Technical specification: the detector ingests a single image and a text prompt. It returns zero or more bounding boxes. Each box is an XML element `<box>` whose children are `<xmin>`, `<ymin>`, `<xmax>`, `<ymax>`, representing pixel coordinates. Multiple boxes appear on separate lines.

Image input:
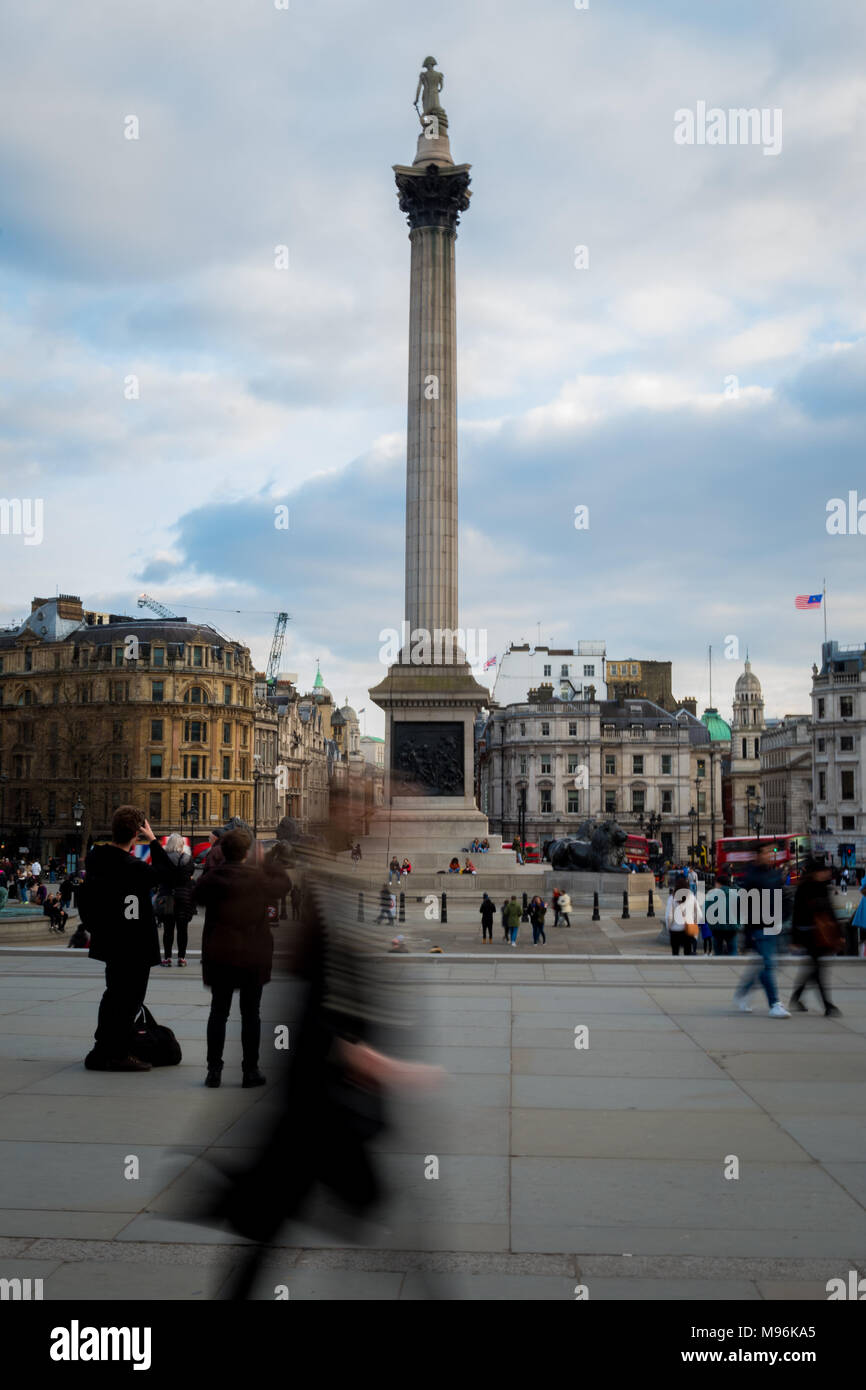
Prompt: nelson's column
<box><xmin>368</xmin><ymin>58</ymin><xmax>490</xmax><ymax>849</ymax></box>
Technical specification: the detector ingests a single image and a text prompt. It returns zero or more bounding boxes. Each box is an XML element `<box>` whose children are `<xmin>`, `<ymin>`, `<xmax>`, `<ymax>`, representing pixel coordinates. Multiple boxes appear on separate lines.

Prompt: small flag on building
<box><xmin>484</xmin><ymin>654</ymin><xmax>497</xmax><ymax>669</ymax></box>
<box><xmin>795</xmin><ymin>594</ymin><xmax>822</xmax><ymax>610</ymax></box>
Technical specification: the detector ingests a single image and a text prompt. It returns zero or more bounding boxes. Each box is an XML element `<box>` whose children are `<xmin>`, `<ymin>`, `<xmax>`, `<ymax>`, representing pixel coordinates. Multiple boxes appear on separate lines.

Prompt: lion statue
<box><xmin>544</xmin><ymin>820</ymin><xmax>629</xmax><ymax>873</ymax></box>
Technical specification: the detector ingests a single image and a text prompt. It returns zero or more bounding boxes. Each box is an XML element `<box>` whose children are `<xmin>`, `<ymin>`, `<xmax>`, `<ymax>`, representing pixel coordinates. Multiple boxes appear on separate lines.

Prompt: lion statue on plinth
<box><xmin>543</xmin><ymin>820</ymin><xmax>629</xmax><ymax>873</ymax></box>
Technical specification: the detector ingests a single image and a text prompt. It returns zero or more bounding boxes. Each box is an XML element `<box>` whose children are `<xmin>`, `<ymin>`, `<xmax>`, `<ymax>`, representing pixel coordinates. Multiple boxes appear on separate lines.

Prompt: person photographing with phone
<box><xmin>81</xmin><ymin>805</ymin><xmax>186</xmax><ymax>1072</ymax></box>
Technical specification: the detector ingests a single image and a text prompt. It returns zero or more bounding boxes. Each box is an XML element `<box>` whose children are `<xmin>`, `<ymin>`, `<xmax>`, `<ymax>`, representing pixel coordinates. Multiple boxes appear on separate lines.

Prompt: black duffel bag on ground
<box><xmin>130</xmin><ymin>1004</ymin><xmax>182</xmax><ymax>1066</ymax></box>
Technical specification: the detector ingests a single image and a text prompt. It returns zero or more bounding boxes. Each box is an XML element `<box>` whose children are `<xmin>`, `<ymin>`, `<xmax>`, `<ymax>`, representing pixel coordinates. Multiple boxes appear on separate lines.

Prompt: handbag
<box><xmin>129</xmin><ymin>1004</ymin><xmax>182</xmax><ymax>1066</ymax></box>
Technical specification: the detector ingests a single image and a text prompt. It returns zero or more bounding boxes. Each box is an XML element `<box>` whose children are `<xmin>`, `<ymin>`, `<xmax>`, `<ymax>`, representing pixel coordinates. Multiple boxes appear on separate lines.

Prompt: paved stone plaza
<box><xmin>0</xmin><ymin>946</ymin><xmax>864</xmax><ymax>1300</ymax></box>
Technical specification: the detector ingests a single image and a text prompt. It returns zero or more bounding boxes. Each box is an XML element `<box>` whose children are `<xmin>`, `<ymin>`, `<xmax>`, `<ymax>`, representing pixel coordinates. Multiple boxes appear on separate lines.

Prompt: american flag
<box><xmin>794</xmin><ymin>594</ymin><xmax>822</xmax><ymax>610</ymax></box>
<box><xmin>484</xmin><ymin>654</ymin><xmax>497</xmax><ymax>669</ymax></box>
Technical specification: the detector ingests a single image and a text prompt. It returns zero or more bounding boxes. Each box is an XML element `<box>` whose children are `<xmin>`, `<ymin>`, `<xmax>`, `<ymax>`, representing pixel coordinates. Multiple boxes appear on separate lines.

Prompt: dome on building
<box><xmin>701</xmin><ymin>707</ymin><xmax>732</xmax><ymax>741</ymax></box>
<box><xmin>340</xmin><ymin>700</ymin><xmax>359</xmax><ymax>722</ymax></box>
<box><xmin>312</xmin><ymin>661</ymin><xmax>332</xmax><ymax>702</ymax></box>
<box><xmin>735</xmin><ymin>659</ymin><xmax>762</xmax><ymax>696</ymax></box>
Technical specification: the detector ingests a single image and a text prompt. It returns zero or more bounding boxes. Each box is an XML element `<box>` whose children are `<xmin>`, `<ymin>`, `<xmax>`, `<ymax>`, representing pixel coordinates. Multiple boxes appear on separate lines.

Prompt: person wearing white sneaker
<box><xmin>734</xmin><ymin>845</ymin><xmax>786</xmax><ymax>1016</ymax></box>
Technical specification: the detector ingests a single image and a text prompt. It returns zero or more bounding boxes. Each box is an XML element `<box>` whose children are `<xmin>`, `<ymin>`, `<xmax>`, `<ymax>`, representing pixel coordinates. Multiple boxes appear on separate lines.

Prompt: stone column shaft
<box><xmin>405</xmin><ymin>223</ymin><xmax>458</xmax><ymax>641</ymax></box>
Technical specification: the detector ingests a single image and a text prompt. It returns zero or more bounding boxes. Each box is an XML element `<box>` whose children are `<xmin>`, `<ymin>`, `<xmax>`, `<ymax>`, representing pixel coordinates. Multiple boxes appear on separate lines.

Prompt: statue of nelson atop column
<box><xmin>414</xmin><ymin>56</ymin><xmax>448</xmax><ymax>132</ymax></box>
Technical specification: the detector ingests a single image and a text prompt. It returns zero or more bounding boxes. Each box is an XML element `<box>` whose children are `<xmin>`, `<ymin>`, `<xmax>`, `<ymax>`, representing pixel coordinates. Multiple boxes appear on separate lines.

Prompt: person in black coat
<box><xmin>155</xmin><ymin>832</ymin><xmax>195</xmax><ymax>966</ymax></box>
<box><xmin>194</xmin><ymin>829</ymin><xmax>292</xmax><ymax>1089</ymax></box>
<box><xmin>80</xmin><ymin>806</ymin><xmax>184</xmax><ymax>1071</ymax></box>
<box><xmin>479</xmin><ymin>893</ymin><xmax>496</xmax><ymax>942</ymax></box>
<box><xmin>789</xmin><ymin>857</ymin><xmax>842</xmax><ymax>1016</ymax></box>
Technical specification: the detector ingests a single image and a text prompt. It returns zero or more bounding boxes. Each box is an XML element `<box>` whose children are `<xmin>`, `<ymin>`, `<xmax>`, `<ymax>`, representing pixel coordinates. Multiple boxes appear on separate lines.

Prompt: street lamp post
<box><xmin>253</xmin><ymin>755</ymin><xmax>263</xmax><ymax>841</ymax></box>
<box><xmin>181</xmin><ymin>803</ymin><xmax>197</xmax><ymax>857</ymax></box>
<box><xmin>688</xmin><ymin>806</ymin><xmax>697</xmax><ymax>864</ymax></box>
<box><xmin>72</xmin><ymin>798</ymin><xmax>84</xmax><ymax>866</ymax></box>
<box><xmin>754</xmin><ymin>801</ymin><xmax>764</xmax><ymax>852</ymax></box>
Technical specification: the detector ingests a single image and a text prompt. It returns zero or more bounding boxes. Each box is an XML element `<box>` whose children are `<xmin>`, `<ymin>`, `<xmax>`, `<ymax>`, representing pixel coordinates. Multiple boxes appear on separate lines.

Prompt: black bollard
<box><xmin>357</xmin><ymin>891</ymin><xmax>364</xmax><ymax>923</ymax></box>
<box><xmin>591</xmin><ymin>891</ymin><xmax>600</xmax><ymax>921</ymax></box>
<box><xmin>647</xmin><ymin>889</ymin><xmax>655</xmax><ymax>918</ymax></box>
<box><xmin>521</xmin><ymin>891</ymin><xmax>529</xmax><ymax>923</ymax></box>
<box><xmin>398</xmin><ymin>891</ymin><xmax>405</xmax><ymax>923</ymax></box>
<box><xmin>621</xmin><ymin>889</ymin><xmax>630</xmax><ymax>920</ymax></box>
<box><xmin>441</xmin><ymin>891</ymin><xmax>447</xmax><ymax>924</ymax></box>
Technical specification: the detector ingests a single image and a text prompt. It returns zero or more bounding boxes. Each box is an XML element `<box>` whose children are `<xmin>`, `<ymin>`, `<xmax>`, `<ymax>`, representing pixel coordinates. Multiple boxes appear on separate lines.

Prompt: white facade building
<box><xmin>490</xmin><ymin>642</ymin><xmax>607</xmax><ymax>706</ymax></box>
<box><xmin>811</xmin><ymin>640</ymin><xmax>866</xmax><ymax>862</ymax></box>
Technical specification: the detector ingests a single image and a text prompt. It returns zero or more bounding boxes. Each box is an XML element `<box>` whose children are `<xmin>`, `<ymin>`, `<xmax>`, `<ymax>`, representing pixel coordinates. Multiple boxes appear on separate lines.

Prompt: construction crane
<box><xmin>137</xmin><ymin>593</ymin><xmax>179</xmax><ymax>620</ymax></box>
<box><xmin>266</xmin><ymin>612</ymin><xmax>290</xmax><ymax>693</ymax></box>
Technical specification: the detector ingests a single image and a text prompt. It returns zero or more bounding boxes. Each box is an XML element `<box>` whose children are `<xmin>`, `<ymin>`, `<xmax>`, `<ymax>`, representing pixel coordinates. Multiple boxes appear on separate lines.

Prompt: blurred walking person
<box><xmin>734</xmin><ymin>843</ymin><xmax>789</xmax><ymax>1018</ymax></box>
<box><xmin>504</xmin><ymin>895</ymin><xmax>522</xmax><ymax>947</ymax></box>
<box><xmin>530</xmin><ymin>895</ymin><xmax>547</xmax><ymax>945</ymax></box>
<box><xmin>789</xmin><ymin>857</ymin><xmax>843</xmax><ymax>1016</ymax></box>
<box><xmin>665</xmin><ymin>875</ymin><xmax>701</xmax><ymax>956</ymax></box>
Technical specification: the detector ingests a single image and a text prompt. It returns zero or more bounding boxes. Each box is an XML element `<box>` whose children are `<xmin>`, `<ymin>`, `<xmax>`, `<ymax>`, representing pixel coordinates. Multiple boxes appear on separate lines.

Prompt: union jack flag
<box><xmin>484</xmin><ymin>654</ymin><xmax>497</xmax><ymax>669</ymax></box>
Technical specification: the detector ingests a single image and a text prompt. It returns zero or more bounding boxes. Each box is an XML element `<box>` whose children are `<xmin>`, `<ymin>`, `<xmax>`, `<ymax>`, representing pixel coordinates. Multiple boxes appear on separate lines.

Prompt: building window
<box><xmin>186</xmin><ymin>686</ymin><xmax>207</xmax><ymax>704</ymax></box>
<box><xmin>152</xmin><ymin>681</ymin><xmax>164</xmax><ymax>702</ymax></box>
<box><xmin>583</xmin><ymin>665</ymin><xmax>594</xmax><ymax>677</ymax></box>
<box><xmin>112</xmin><ymin>721</ymin><xmax>123</xmax><ymax>743</ymax></box>
<box><xmin>817</xmin><ymin>698</ymin><xmax>825</xmax><ymax>719</ymax></box>
<box><xmin>632</xmin><ymin>755</ymin><xmax>644</xmax><ymax>774</ymax></box>
<box><xmin>661</xmin><ymin>789</ymin><xmax>672</xmax><ymax>813</ymax></box>
<box><xmin>842</xmin><ymin>815</ymin><xmax>856</xmax><ymax>830</ymax></box>
<box><xmin>567</xmin><ymin>790</ymin><xmax>580</xmax><ymax>813</ymax></box>
<box><xmin>240</xmin><ymin>726</ymin><xmax>248</xmax><ymax>747</ymax></box>
<box><xmin>222</xmin><ymin>793</ymin><xmax>230</xmax><ymax>819</ymax></box>
<box><xmin>223</xmin><ymin>722</ymin><xmax>231</xmax><ymax>745</ymax></box>
<box><xmin>149</xmin><ymin>793</ymin><xmax>162</xmax><ymax>821</ymax></box>
<box><xmin>697</xmin><ymin>759</ymin><xmax>706</xmax><ymax>778</ymax></box>
<box><xmin>225</xmin><ymin>650</ymin><xmax>232</xmax><ymax>669</ymax></box>
<box><xmin>604</xmin><ymin>790</ymin><xmax>616</xmax><ymax>814</ymax></box>
<box><xmin>697</xmin><ymin>792</ymin><xmax>706</xmax><ymax>814</ymax></box>
<box><xmin>539</xmin><ymin>789</ymin><xmax>552</xmax><ymax>814</ymax></box>
<box><xmin>150</xmin><ymin>753</ymin><xmax>163</xmax><ymax>778</ymax></box>
<box><xmin>152</xmin><ymin>647</ymin><xmax>165</xmax><ymax>668</ymax></box>
<box><xmin>841</xmin><ymin>735</ymin><xmax>854</xmax><ymax>751</ymax></box>
<box><xmin>632</xmin><ymin>789</ymin><xmax>645</xmax><ymax>814</ymax></box>
<box><xmin>560</xmin><ymin>665</ymin><xmax>569</xmax><ymax>678</ymax></box>
<box><xmin>819</xmin><ymin>815</ymin><xmax>827</xmax><ymax>830</ymax></box>
<box><xmin>519</xmin><ymin>722</ymin><xmax>526</xmax><ymax>736</ymax></box>
<box><xmin>222</xmin><ymin>755</ymin><xmax>231</xmax><ymax>778</ymax></box>
<box><xmin>223</xmin><ymin>683</ymin><xmax>233</xmax><ymax>704</ymax></box>
<box><xmin>540</xmin><ymin>755</ymin><xmax>551</xmax><ymax>774</ymax></box>
<box><xmin>519</xmin><ymin>755</ymin><xmax>527</xmax><ymax>775</ymax></box>
<box><xmin>661</xmin><ymin>754</ymin><xmax>672</xmax><ymax>775</ymax></box>
<box><xmin>568</xmin><ymin>721</ymin><xmax>577</xmax><ymax>736</ymax></box>
<box><xmin>151</xmin><ymin>719</ymin><xmax>163</xmax><ymax>741</ymax></box>
<box><xmin>185</xmin><ymin>756</ymin><xmax>205</xmax><ymax>780</ymax></box>
<box><xmin>567</xmin><ymin>754</ymin><xmax>580</xmax><ymax>773</ymax></box>
<box><xmin>24</xmin><ymin>651</ymin><xmax>32</xmax><ymax>672</ymax></box>
<box><xmin>184</xmin><ymin>719</ymin><xmax>207</xmax><ymax>743</ymax></box>
<box><xmin>817</xmin><ymin>737</ymin><xmax>825</xmax><ymax>752</ymax></box>
<box><xmin>114</xmin><ymin>648</ymin><xmax>124</xmax><ymax>666</ymax></box>
<box><xmin>605</xmin><ymin>754</ymin><xmax>616</xmax><ymax>775</ymax></box>
<box><xmin>630</xmin><ymin>664</ymin><xmax>638</xmax><ymax>676</ymax></box>
<box><xmin>742</xmin><ymin>738</ymin><xmax>747</xmax><ymax>758</ymax></box>
<box><xmin>541</xmin><ymin>722</ymin><xmax>550</xmax><ymax>736</ymax></box>
<box><xmin>819</xmin><ymin>772</ymin><xmax>827</xmax><ymax>800</ymax></box>
<box><xmin>193</xmin><ymin>646</ymin><xmax>203</xmax><ymax>667</ymax></box>
<box><xmin>543</xmin><ymin>665</ymin><xmax>551</xmax><ymax>677</ymax></box>
<box><xmin>841</xmin><ymin>696</ymin><xmax>854</xmax><ymax>718</ymax></box>
<box><xmin>841</xmin><ymin>770</ymin><xmax>855</xmax><ymax>800</ymax></box>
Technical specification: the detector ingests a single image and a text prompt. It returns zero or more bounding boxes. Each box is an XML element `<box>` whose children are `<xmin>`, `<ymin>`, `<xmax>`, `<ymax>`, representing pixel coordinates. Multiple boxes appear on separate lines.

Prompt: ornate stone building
<box><xmin>728</xmin><ymin>658</ymin><xmax>765</xmax><ymax>836</ymax></box>
<box><xmin>760</xmin><ymin>714</ymin><xmax>812</xmax><ymax>836</ymax></box>
<box><xmin>811</xmin><ymin>640</ymin><xmax>866</xmax><ymax>862</ymax></box>
<box><xmin>0</xmin><ymin>595</ymin><xmax>256</xmax><ymax>859</ymax></box>
<box><xmin>479</xmin><ymin>691</ymin><xmax>719</xmax><ymax>862</ymax></box>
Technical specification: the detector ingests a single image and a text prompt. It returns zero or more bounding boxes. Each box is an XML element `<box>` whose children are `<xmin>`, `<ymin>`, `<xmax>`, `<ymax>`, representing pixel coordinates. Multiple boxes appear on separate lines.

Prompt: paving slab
<box><xmin>511</xmin><ymin>1109</ymin><xmax>812</xmax><ymax>1162</ymax></box>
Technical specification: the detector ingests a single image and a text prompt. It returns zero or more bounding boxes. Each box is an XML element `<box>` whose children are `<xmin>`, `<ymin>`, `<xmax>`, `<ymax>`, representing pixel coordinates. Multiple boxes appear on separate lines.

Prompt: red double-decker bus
<box><xmin>715</xmin><ymin>833</ymin><xmax>810</xmax><ymax>882</ymax></box>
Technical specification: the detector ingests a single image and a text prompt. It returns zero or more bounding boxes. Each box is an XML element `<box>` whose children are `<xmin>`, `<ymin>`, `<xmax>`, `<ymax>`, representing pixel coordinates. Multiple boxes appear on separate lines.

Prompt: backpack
<box><xmin>129</xmin><ymin>1004</ymin><xmax>182</xmax><ymax>1066</ymax></box>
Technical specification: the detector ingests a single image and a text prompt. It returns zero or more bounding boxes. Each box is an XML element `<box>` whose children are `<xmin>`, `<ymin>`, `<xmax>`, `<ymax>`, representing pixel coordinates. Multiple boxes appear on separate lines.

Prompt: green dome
<box><xmin>701</xmin><ymin>707</ymin><xmax>732</xmax><ymax>741</ymax></box>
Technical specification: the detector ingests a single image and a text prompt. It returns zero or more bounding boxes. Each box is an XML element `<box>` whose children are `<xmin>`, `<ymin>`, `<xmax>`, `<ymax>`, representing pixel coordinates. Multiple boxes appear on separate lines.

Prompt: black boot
<box><xmin>205</xmin><ymin>1062</ymin><xmax>223</xmax><ymax>1088</ymax></box>
<box><xmin>242</xmin><ymin>1067</ymin><xmax>266</xmax><ymax>1088</ymax></box>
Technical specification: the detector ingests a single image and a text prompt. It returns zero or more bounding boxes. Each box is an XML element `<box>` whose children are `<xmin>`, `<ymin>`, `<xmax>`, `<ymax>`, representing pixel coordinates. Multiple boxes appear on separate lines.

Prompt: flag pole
<box><xmin>823</xmin><ymin>577</ymin><xmax>828</xmax><ymax>645</ymax></box>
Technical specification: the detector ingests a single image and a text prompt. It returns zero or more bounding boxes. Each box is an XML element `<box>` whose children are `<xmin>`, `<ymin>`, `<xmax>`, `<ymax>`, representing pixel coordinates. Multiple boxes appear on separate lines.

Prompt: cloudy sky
<box><xmin>2</xmin><ymin>0</ymin><xmax>864</xmax><ymax>735</ymax></box>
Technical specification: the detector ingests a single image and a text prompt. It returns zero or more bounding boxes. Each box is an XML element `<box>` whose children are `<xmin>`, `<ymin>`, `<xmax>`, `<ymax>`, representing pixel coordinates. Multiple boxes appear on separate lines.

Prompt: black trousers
<box><xmin>670</xmin><ymin>933</ymin><xmax>691</xmax><ymax>956</ymax></box>
<box><xmin>207</xmin><ymin>970</ymin><xmax>264</xmax><ymax>1070</ymax></box>
<box><xmin>481</xmin><ymin>920</ymin><xmax>493</xmax><ymax>939</ymax></box>
<box><xmin>94</xmin><ymin>960</ymin><xmax>152</xmax><ymax>1058</ymax></box>
<box><xmin>161</xmin><ymin>916</ymin><xmax>189</xmax><ymax>959</ymax></box>
<box><xmin>791</xmin><ymin>948</ymin><xmax>832</xmax><ymax>1009</ymax></box>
